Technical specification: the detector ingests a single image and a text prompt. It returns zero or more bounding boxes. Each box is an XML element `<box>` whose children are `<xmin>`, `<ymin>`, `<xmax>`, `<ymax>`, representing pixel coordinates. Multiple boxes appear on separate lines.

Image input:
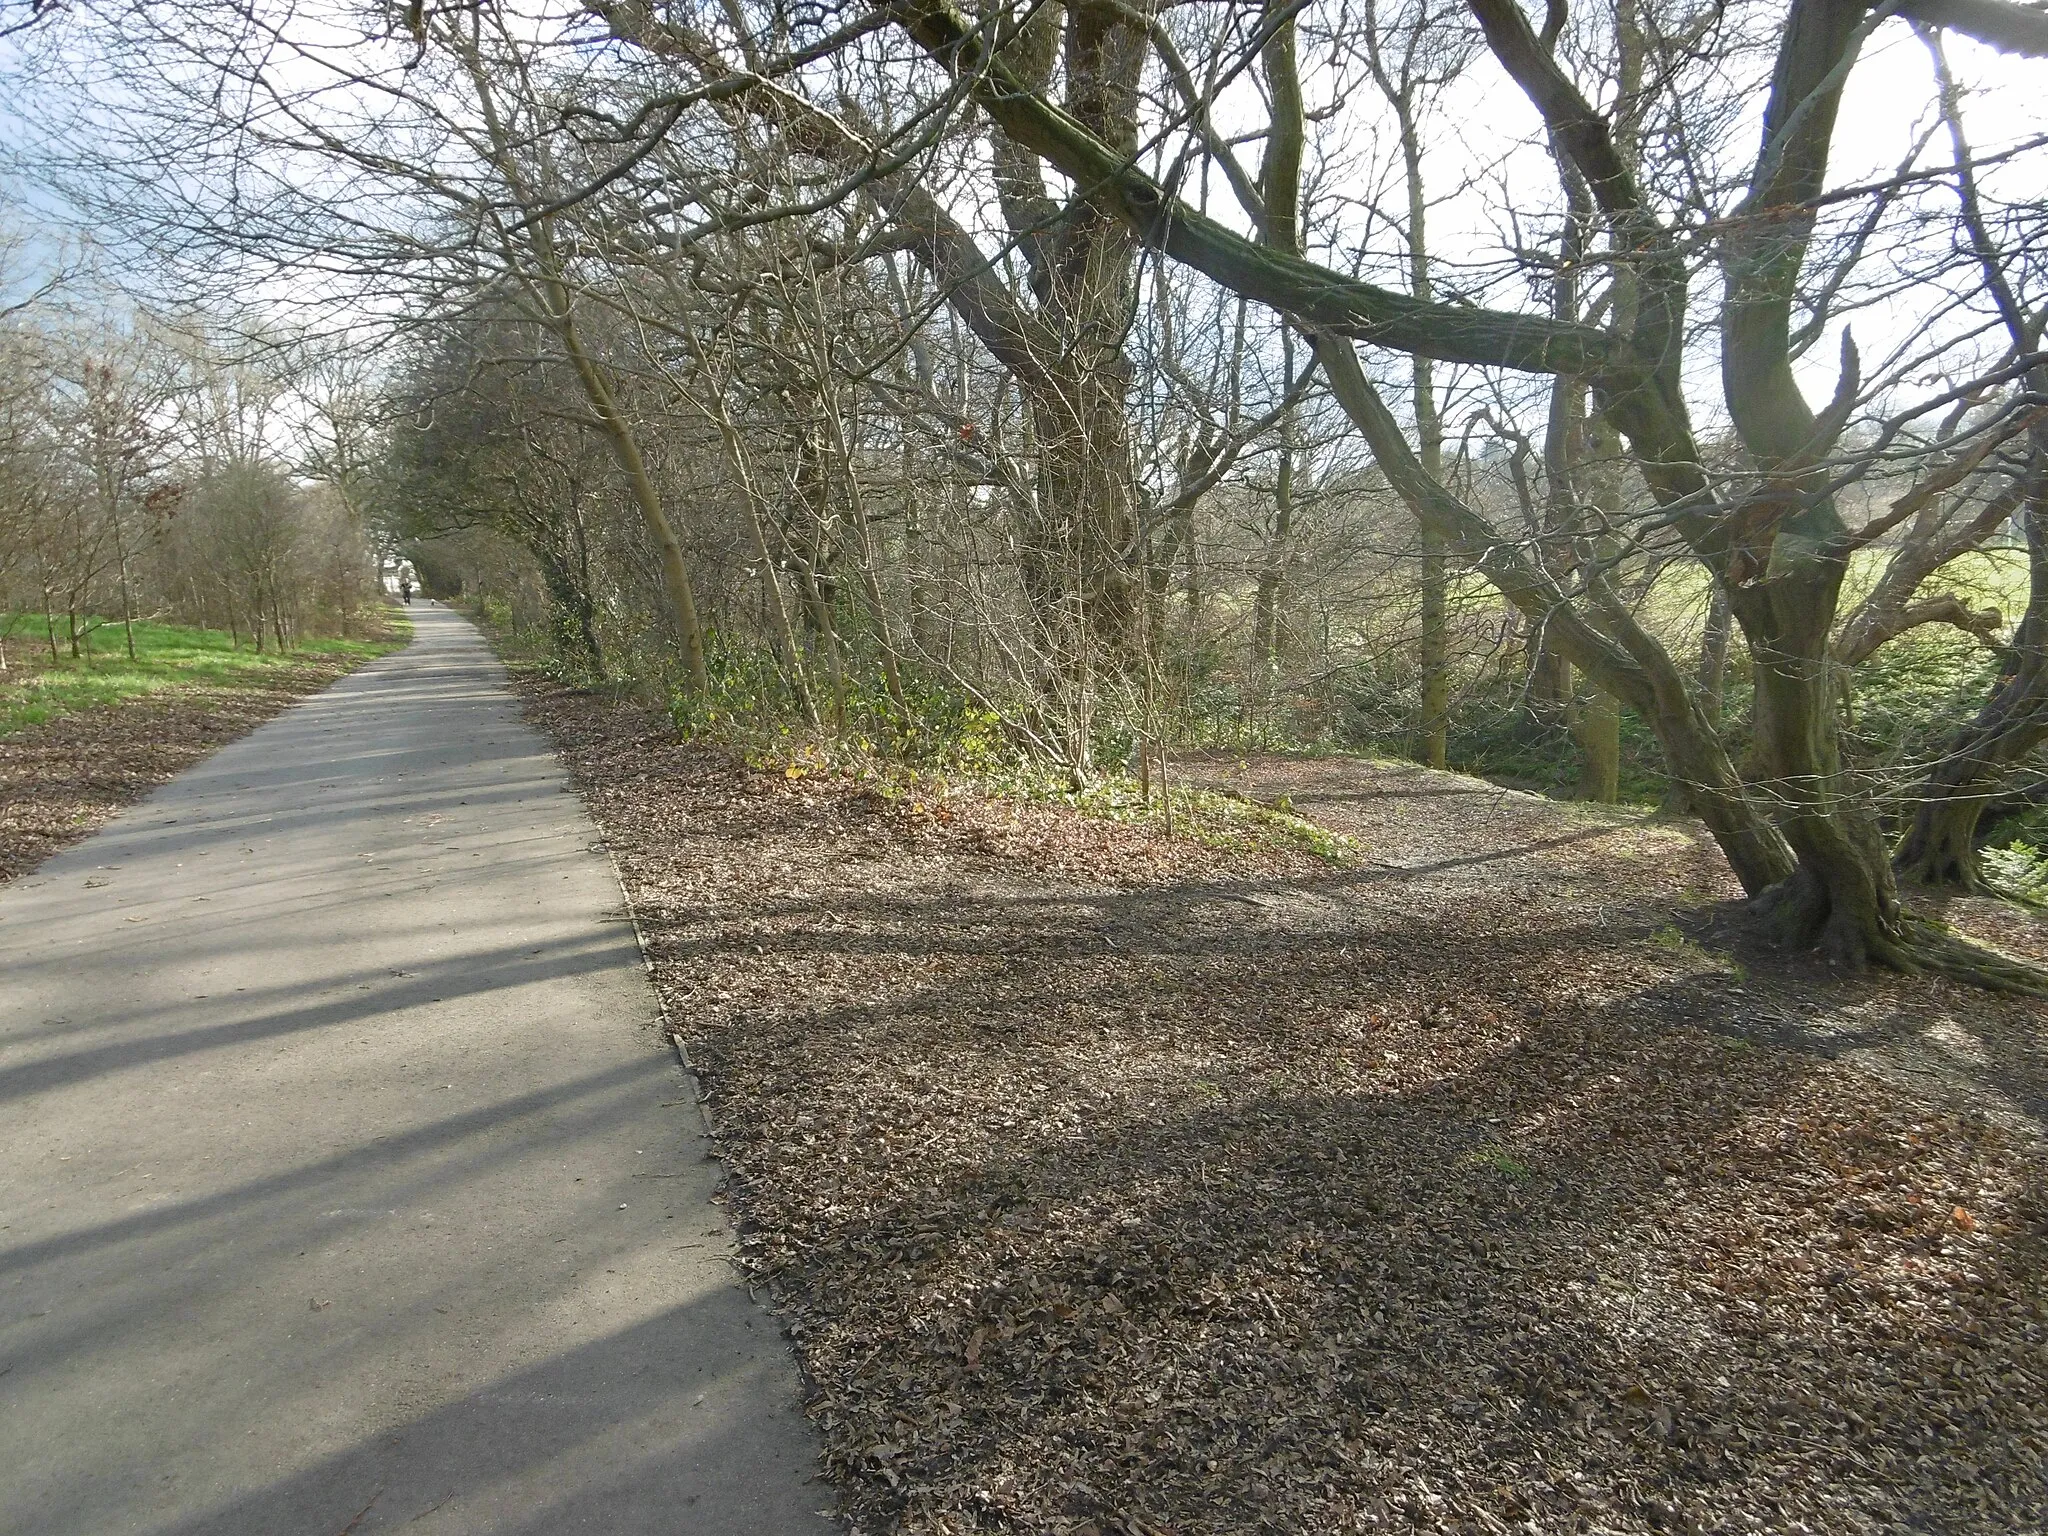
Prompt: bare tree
<box><xmin>868</xmin><ymin>0</ymin><xmax>2048</xmax><ymax>984</ymax></box>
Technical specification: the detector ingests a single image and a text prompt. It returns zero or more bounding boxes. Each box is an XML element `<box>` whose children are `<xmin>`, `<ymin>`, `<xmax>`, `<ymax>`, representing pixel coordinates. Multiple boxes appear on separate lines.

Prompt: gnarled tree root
<box><xmin>1877</xmin><ymin>918</ymin><xmax>2048</xmax><ymax>998</ymax></box>
<box><xmin>1752</xmin><ymin>870</ymin><xmax>2048</xmax><ymax>995</ymax></box>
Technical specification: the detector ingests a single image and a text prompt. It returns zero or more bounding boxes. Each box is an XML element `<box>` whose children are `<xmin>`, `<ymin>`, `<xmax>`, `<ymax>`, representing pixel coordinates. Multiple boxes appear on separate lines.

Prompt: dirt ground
<box><xmin>0</xmin><ymin>650</ymin><xmax>381</xmax><ymax>883</ymax></box>
<box><xmin>520</xmin><ymin>679</ymin><xmax>2046</xmax><ymax>1536</ymax></box>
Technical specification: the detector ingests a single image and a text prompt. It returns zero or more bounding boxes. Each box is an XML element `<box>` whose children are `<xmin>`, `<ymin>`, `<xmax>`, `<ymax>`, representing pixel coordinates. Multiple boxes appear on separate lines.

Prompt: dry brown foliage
<box><xmin>521</xmin><ymin>680</ymin><xmax>2048</xmax><ymax>1536</ymax></box>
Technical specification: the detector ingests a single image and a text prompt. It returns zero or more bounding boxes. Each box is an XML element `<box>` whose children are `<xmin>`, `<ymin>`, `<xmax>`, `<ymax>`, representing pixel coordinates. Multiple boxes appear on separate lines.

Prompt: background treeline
<box><xmin>0</xmin><ymin>303</ymin><xmax>381</xmax><ymax>665</ymax></box>
<box><xmin>381</xmin><ymin>300</ymin><xmax>2020</xmax><ymax>812</ymax></box>
<box><xmin>13</xmin><ymin>0</ymin><xmax>2048</xmax><ymax>983</ymax></box>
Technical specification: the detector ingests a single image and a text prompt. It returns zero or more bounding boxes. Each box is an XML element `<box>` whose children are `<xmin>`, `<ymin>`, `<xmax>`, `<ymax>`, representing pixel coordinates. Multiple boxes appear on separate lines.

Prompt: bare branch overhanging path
<box><xmin>0</xmin><ymin>605</ymin><xmax>828</xmax><ymax>1535</ymax></box>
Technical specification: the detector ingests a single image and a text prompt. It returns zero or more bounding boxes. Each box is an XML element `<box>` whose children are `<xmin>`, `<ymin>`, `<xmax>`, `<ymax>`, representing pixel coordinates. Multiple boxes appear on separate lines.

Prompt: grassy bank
<box><xmin>0</xmin><ymin>614</ymin><xmax>407</xmax><ymax>736</ymax></box>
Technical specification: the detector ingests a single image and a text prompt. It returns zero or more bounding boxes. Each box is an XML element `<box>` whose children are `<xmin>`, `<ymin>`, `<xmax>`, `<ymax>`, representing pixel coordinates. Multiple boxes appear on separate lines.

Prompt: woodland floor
<box><xmin>520</xmin><ymin>678</ymin><xmax>2046</xmax><ymax>1536</ymax></box>
<box><xmin>0</xmin><ymin>642</ymin><xmax>392</xmax><ymax>883</ymax></box>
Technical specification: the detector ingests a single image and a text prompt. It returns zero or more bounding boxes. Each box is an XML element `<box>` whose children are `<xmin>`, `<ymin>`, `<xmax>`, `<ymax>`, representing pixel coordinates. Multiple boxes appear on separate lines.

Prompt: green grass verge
<box><xmin>0</xmin><ymin>614</ymin><xmax>406</xmax><ymax>736</ymax></box>
<box><xmin>1056</xmin><ymin>773</ymin><xmax>1359</xmax><ymax>863</ymax></box>
<box><xmin>760</xmin><ymin>741</ymin><xmax>1359</xmax><ymax>866</ymax></box>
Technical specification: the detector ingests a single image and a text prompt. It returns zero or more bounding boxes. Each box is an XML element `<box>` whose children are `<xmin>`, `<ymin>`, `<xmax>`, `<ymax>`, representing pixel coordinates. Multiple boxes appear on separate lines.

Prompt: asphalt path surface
<box><xmin>0</xmin><ymin>604</ymin><xmax>828</xmax><ymax>1534</ymax></box>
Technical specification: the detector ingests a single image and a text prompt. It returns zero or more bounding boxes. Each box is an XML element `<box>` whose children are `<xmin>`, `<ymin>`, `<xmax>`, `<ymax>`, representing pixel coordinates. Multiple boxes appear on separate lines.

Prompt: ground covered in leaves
<box><xmin>0</xmin><ymin>642</ymin><xmax>393</xmax><ymax>882</ymax></box>
<box><xmin>520</xmin><ymin>681</ymin><xmax>2048</xmax><ymax>1536</ymax></box>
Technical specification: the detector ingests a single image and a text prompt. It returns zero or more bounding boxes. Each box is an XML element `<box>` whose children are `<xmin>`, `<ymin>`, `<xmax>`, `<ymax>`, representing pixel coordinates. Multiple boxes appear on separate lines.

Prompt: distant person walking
<box><xmin>399</xmin><ymin>570</ymin><xmax>414</xmax><ymax>606</ymax></box>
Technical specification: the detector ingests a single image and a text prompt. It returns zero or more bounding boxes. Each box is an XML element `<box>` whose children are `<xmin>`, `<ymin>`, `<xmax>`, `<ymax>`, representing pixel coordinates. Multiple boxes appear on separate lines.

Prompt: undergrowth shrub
<box><xmin>1845</xmin><ymin>629</ymin><xmax>2002</xmax><ymax>817</ymax></box>
<box><xmin>1980</xmin><ymin>840</ymin><xmax>2048</xmax><ymax>901</ymax></box>
<box><xmin>483</xmin><ymin>566</ymin><xmax>2040</xmax><ymax>879</ymax></box>
<box><xmin>657</xmin><ymin>634</ymin><xmax>1350</xmax><ymax>860</ymax></box>
<box><xmin>668</xmin><ymin>632</ymin><xmax>1018</xmax><ymax>776</ymax></box>
<box><xmin>1316</xmin><ymin>661</ymin><xmax>1672</xmax><ymax>803</ymax></box>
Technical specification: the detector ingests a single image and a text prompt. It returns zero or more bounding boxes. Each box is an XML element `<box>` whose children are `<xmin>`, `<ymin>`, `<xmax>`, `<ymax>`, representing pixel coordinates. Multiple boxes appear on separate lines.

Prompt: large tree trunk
<box><xmin>1419</xmin><ymin>529</ymin><xmax>1449</xmax><ymax>769</ymax></box>
<box><xmin>551</xmin><ymin>305</ymin><xmax>708</xmax><ymax>695</ymax></box>
<box><xmin>981</xmin><ymin>0</ymin><xmax>1148</xmax><ymax>767</ymax></box>
<box><xmin>1894</xmin><ymin>652</ymin><xmax>2048</xmax><ymax>890</ymax></box>
<box><xmin>1026</xmin><ymin>374</ymin><xmax>1141</xmax><ymax>665</ymax></box>
<box><xmin>1734</xmin><ymin>569</ymin><xmax>1914</xmax><ymax>967</ymax></box>
<box><xmin>1528</xmin><ymin>642</ymin><xmax>1571</xmax><ymax>720</ymax></box>
<box><xmin>1572</xmin><ymin>688</ymin><xmax>1620</xmax><ymax>801</ymax></box>
<box><xmin>1710</xmin><ymin>0</ymin><xmax>1930</xmax><ymax>970</ymax></box>
<box><xmin>1395</xmin><ymin>100</ymin><xmax>1449</xmax><ymax>773</ymax></box>
<box><xmin>1896</xmin><ymin>794</ymin><xmax>1992</xmax><ymax>890</ymax></box>
<box><xmin>1247</xmin><ymin>437</ymin><xmax>1294</xmax><ymax>716</ymax></box>
<box><xmin>1697</xmin><ymin>582</ymin><xmax>1732</xmax><ymax>723</ymax></box>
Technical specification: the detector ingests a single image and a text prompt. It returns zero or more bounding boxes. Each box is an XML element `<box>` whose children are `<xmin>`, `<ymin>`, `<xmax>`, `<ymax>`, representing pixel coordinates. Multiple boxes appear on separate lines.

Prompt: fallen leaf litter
<box><xmin>521</xmin><ymin>680</ymin><xmax>2048</xmax><ymax>1536</ymax></box>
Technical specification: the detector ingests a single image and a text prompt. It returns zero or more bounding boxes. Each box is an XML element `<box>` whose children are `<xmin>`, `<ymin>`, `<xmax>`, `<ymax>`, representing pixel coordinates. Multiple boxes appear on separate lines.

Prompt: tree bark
<box><xmin>1528</xmin><ymin>641</ymin><xmax>1572</xmax><ymax>720</ymax></box>
<box><xmin>1419</xmin><ymin>529</ymin><xmax>1448</xmax><ymax>769</ymax></box>
<box><xmin>1248</xmin><ymin>435</ymin><xmax>1294</xmax><ymax>717</ymax></box>
<box><xmin>1710</xmin><ymin>0</ymin><xmax>1927</xmax><ymax>968</ymax></box>
<box><xmin>1572</xmin><ymin>689</ymin><xmax>1621</xmax><ymax>801</ymax></box>
<box><xmin>1698</xmin><ymin>582</ymin><xmax>1732</xmax><ymax>724</ymax></box>
<box><xmin>1734</xmin><ymin>569</ymin><xmax>1909</xmax><ymax>966</ymax></box>
<box><xmin>540</xmin><ymin>283</ymin><xmax>708</xmax><ymax>696</ymax></box>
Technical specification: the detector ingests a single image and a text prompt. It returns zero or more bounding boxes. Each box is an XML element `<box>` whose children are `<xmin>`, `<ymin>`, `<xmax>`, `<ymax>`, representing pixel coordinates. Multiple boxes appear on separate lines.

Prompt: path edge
<box><xmin>591</xmin><ymin>831</ymin><xmax>721</xmax><ymax>1143</ymax></box>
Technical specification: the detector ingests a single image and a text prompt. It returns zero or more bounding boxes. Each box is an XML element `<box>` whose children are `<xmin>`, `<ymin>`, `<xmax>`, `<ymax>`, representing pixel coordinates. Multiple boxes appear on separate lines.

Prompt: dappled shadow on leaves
<box><xmin>1664</xmin><ymin>895</ymin><xmax>2048</xmax><ymax>1142</ymax></box>
<box><xmin>524</xmin><ymin>681</ymin><xmax>2048</xmax><ymax>1536</ymax></box>
<box><xmin>700</xmin><ymin>921</ymin><xmax>2043</xmax><ymax>1536</ymax></box>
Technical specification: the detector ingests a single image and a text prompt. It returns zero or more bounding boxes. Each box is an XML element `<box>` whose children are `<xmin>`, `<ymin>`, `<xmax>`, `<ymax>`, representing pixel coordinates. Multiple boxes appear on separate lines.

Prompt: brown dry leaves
<box><xmin>523</xmin><ymin>685</ymin><xmax>2048</xmax><ymax>1536</ymax></box>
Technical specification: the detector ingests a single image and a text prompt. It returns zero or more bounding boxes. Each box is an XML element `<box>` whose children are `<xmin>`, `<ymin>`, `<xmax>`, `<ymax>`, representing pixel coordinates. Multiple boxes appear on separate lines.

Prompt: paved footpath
<box><xmin>0</xmin><ymin>605</ymin><xmax>829</xmax><ymax>1535</ymax></box>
